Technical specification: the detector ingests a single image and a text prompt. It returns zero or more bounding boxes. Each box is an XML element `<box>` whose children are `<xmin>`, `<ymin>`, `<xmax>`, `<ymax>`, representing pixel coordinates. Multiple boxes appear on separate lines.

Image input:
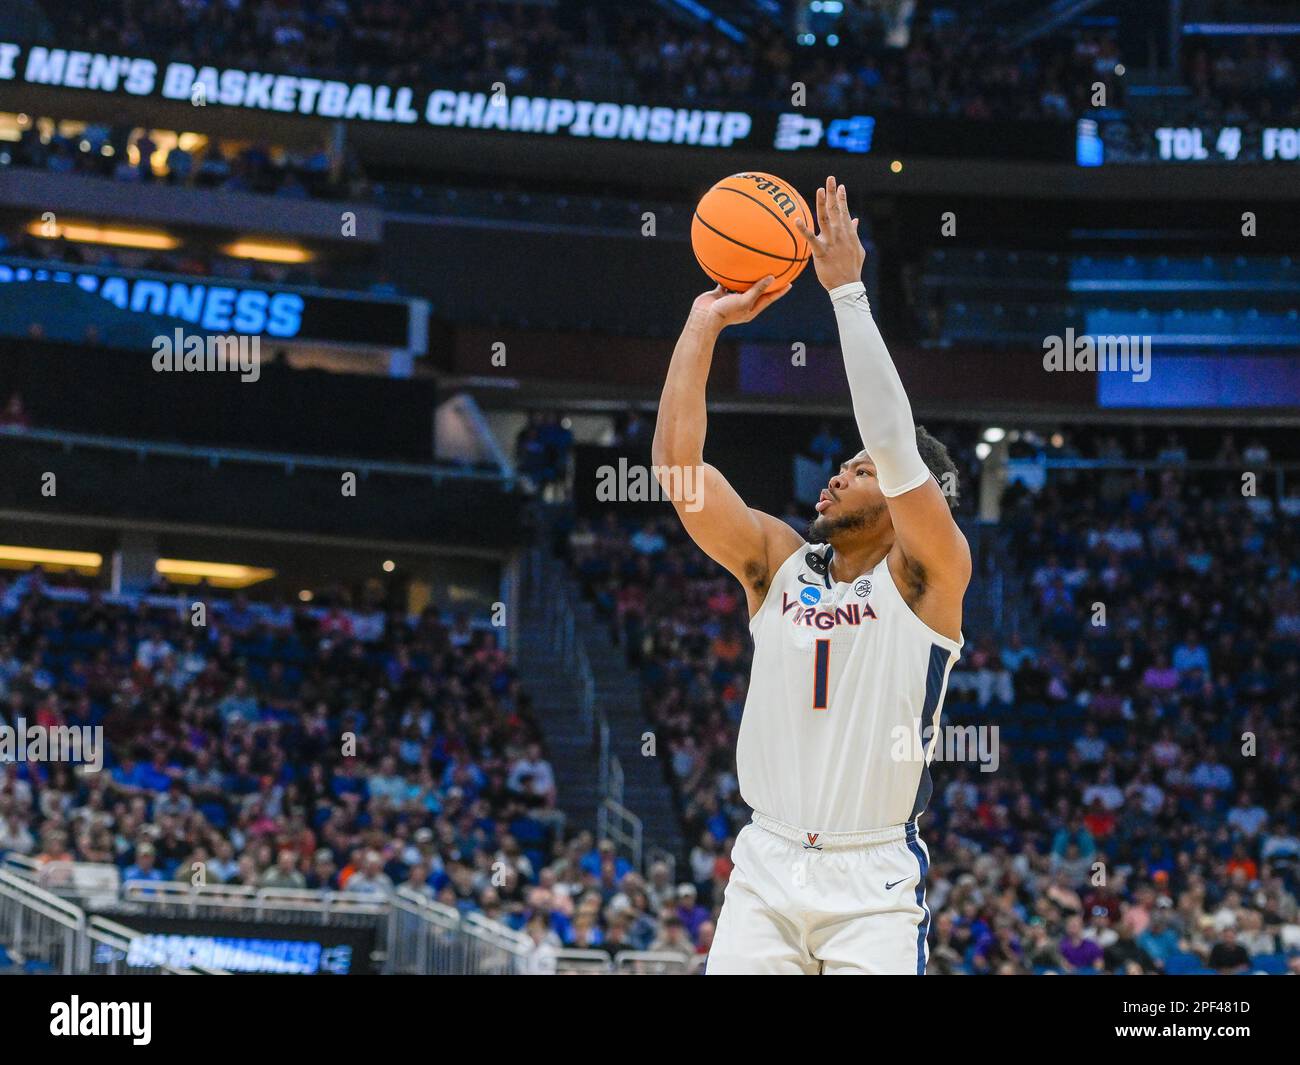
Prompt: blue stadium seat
<box><xmin>1163</xmin><ymin>307</ymin><xmax>1230</xmax><ymax>337</ymax></box>
<box><xmin>1086</xmin><ymin>307</ymin><xmax>1145</xmax><ymax>336</ymax></box>
<box><xmin>1238</xmin><ymin>309</ymin><xmax>1278</xmax><ymax>337</ymax></box>
<box><xmin>1249</xmin><ymin>954</ymin><xmax>1288</xmax><ymax>975</ymax></box>
<box><xmin>1164</xmin><ymin>952</ymin><xmax>1204</xmax><ymax>975</ymax></box>
<box><xmin>1072</xmin><ymin>255</ymin><xmax>1144</xmax><ymax>282</ymax></box>
<box><xmin>1156</xmin><ymin>256</ymin><xmax>1207</xmax><ymax>281</ymax></box>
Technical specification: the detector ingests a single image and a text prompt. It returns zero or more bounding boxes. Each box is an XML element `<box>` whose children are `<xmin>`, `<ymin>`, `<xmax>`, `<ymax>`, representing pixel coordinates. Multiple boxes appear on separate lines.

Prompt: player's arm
<box><xmin>653</xmin><ymin>280</ymin><xmax>802</xmax><ymax>614</ymax></box>
<box><xmin>796</xmin><ymin>178</ymin><xmax>971</xmax><ymax>623</ymax></box>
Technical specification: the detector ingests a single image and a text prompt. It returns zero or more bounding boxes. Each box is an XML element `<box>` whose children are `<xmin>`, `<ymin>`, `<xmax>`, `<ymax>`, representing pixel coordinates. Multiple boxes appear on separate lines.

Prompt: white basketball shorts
<box><xmin>706</xmin><ymin>814</ymin><xmax>931</xmax><ymax>975</ymax></box>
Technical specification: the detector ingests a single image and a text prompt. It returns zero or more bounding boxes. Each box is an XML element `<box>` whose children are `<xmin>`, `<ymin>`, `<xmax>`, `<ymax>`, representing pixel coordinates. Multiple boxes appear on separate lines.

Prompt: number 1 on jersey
<box><xmin>813</xmin><ymin>639</ymin><xmax>830</xmax><ymax>711</ymax></box>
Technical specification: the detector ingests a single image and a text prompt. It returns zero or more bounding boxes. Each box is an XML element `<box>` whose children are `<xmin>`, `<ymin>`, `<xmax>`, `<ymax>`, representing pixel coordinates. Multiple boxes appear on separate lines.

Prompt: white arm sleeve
<box><xmin>829</xmin><ymin>280</ymin><xmax>930</xmax><ymax>498</ymax></box>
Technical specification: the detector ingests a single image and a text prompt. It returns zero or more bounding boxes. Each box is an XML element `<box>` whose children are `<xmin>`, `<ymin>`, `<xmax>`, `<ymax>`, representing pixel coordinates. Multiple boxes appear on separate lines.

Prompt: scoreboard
<box><xmin>1080</xmin><ymin>118</ymin><xmax>1300</xmax><ymax>165</ymax></box>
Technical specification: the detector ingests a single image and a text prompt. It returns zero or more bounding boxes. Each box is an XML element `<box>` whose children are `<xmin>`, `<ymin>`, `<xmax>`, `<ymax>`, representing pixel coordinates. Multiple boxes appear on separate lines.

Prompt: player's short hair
<box><xmin>915</xmin><ymin>425</ymin><xmax>959</xmax><ymax>510</ymax></box>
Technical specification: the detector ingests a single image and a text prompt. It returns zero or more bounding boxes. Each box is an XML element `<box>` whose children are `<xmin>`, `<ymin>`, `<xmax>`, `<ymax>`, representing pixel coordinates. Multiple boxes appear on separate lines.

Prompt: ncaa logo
<box><xmin>800</xmin><ymin>587</ymin><xmax>821</xmax><ymax>606</ymax></box>
<box><xmin>855</xmin><ymin>578</ymin><xmax>871</xmax><ymax>598</ymax></box>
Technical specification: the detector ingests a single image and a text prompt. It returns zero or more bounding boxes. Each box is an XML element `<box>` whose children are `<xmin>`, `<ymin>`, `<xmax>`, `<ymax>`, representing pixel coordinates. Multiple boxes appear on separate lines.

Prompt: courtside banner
<box><xmin>89</xmin><ymin>914</ymin><xmax>377</xmax><ymax>975</ymax></box>
<box><xmin>0</xmin><ymin>41</ymin><xmax>1070</xmax><ymax>160</ymax></box>
<box><xmin>0</xmin><ymin>256</ymin><xmax>425</xmax><ymax>352</ymax></box>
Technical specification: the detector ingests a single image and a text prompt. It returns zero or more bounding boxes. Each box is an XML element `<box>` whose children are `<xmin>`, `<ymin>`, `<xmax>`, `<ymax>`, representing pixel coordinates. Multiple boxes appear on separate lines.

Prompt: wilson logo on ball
<box><xmin>691</xmin><ymin>171</ymin><xmax>812</xmax><ymax>293</ymax></box>
<box><xmin>734</xmin><ymin>172</ymin><xmax>802</xmax><ymax>217</ymax></box>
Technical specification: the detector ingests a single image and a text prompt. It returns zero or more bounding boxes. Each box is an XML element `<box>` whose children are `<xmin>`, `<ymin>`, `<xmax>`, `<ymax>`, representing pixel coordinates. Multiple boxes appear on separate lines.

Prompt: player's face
<box><xmin>807</xmin><ymin>450</ymin><xmax>889</xmax><ymax>542</ymax></box>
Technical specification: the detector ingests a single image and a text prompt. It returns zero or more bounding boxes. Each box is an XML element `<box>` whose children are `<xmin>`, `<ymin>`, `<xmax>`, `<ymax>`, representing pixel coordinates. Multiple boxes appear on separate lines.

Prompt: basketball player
<box><xmin>652</xmin><ymin>176</ymin><xmax>969</xmax><ymax>974</ymax></box>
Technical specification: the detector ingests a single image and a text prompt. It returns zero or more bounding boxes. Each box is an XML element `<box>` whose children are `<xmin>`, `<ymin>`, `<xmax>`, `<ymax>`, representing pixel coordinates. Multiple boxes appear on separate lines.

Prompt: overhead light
<box><xmin>0</xmin><ymin>546</ymin><xmax>102</xmax><ymax>573</ymax></box>
<box><xmin>221</xmin><ymin>240</ymin><xmax>313</xmax><ymax>264</ymax></box>
<box><xmin>982</xmin><ymin>427</ymin><xmax>1006</xmax><ymax>444</ymax></box>
<box><xmin>27</xmin><ymin>219</ymin><xmax>180</xmax><ymax>250</ymax></box>
<box><xmin>890</xmin><ymin>160</ymin><xmax>903</xmax><ymax>173</ymax></box>
<box><xmin>975</xmin><ymin>442</ymin><xmax>992</xmax><ymax>461</ymax></box>
<box><xmin>382</xmin><ymin>560</ymin><xmax>395</xmax><ymax>573</ymax></box>
<box><xmin>154</xmin><ymin>558</ymin><xmax>275</xmax><ymax>588</ymax></box>
<box><xmin>298</xmin><ymin>589</ymin><xmax>314</xmax><ymax>602</ymax></box>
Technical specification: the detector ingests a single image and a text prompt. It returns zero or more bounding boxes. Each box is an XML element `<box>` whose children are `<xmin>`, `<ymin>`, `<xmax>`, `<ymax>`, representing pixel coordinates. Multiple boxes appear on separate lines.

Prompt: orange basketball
<box><xmin>691</xmin><ymin>172</ymin><xmax>812</xmax><ymax>293</ymax></box>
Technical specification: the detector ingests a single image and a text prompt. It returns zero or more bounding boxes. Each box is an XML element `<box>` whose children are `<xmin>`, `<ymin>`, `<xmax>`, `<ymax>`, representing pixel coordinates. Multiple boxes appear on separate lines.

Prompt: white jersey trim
<box><xmin>872</xmin><ymin>548</ymin><xmax>964</xmax><ymax>658</ymax></box>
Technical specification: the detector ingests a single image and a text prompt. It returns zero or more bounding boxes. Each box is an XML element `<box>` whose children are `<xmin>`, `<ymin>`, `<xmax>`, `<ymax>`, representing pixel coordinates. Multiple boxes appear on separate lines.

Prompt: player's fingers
<box><xmin>826</xmin><ymin>177</ymin><xmax>849</xmax><ymax>238</ymax></box>
<box><xmin>815</xmin><ymin>185</ymin><xmax>831</xmax><ymax>235</ymax></box>
<box><xmin>742</xmin><ymin>275</ymin><xmax>775</xmax><ymax>304</ymax></box>
<box><xmin>793</xmin><ymin>218</ymin><xmax>823</xmax><ymax>252</ymax></box>
<box><xmin>825</xmin><ymin>182</ymin><xmax>847</xmax><ymax>237</ymax></box>
<box><xmin>745</xmin><ymin>288</ymin><xmax>786</xmax><ymax>319</ymax></box>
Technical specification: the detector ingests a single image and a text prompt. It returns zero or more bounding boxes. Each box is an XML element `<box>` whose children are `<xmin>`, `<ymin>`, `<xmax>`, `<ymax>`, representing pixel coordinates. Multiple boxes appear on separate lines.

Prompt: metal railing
<box><xmin>85</xmin><ymin>916</ymin><xmax>230</xmax><ymax>975</ymax></box>
<box><xmin>1</xmin><ymin>853</ymin><xmax>40</xmax><ymax>878</ymax></box>
<box><xmin>598</xmin><ymin>797</ymin><xmax>644</xmax><ymax>871</ymax></box>
<box><xmin>553</xmin><ymin>949</ymin><xmax>700</xmax><ymax>975</ymax></box>
<box><xmin>0</xmin><ymin>868</ymin><xmax>84</xmax><ymax>974</ymax></box>
<box><xmin>387</xmin><ymin>889</ymin><xmax>532</xmax><ymax>974</ymax></box>
<box><xmin>387</xmin><ymin>889</ymin><xmax>471</xmax><ymax>974</ymax></box>
<box><xmin>114</xmin><ymin>880</ymin><xmax>532</xmax><ymax>974</ymax></box>
<box><xmin>116</xmin><ymin>880</ymin><xmax>392</xmax><ymax>970</ymax></box>
<box><xmin>4</xmin><ymin>851</ymin><xmax>689</xmax><ymax>976</ymax></box>
<box><xmin>0</xmin><ymin>867</ymin><xmax>534</xmax><ymax>974</ymax></box>
<box><xmin>462</xmin><ymin>912</ymin><xmax>533</xmax><ymax>975</ymax></box>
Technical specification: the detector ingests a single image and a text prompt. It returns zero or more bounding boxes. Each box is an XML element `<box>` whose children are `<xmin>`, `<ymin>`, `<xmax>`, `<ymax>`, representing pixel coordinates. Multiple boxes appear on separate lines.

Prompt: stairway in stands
<box><xmin>515</xmin><ymin>590</ymin><xmax>602</xmax><ymax>838</ymax></box>
<box><xmin>571</xmin><ymin>596</ymin><xmax>685</xmax><ymax>862</ymax></box>
<box><xmin>515</xmin><ymin>547</ymin><xmax>684</xmax><ymax>864</ymax></box>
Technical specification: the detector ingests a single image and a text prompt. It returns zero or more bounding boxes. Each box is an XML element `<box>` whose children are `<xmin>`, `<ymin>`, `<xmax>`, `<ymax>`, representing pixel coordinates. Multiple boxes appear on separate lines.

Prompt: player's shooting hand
<box><xmin>794</xmin><ymin>176</ymin><xmax>866</xmax><ymax>292</ymax></box>
<box><xmin>690</xmin><ymin>275</ymin><xmax>789</xmax><ymax>331</ymax></box>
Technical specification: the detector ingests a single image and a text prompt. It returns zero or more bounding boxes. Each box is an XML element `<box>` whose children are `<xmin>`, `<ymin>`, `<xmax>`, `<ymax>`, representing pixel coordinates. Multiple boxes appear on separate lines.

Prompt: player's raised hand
<box><xmin>794</xmin><ymin>176</ymin><xmax>866</xmax><ymax>292</ymax></box>
<box><xmin>691</xmin><ymin>275</ymin><xmax>789</xmax><ymax>330</ymax></box>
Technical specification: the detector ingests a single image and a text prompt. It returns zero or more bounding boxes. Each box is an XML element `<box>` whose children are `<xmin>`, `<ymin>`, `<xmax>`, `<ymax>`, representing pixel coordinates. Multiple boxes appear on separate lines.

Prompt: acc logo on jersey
<box><xmin>799</xmin><ymin>587</ymin><xmax>821</xmax><ymax>606</ymax></box>
<box><xmin>855</xmin><ymin>578</ymin><xmax>871</xmax><ymax>597</ymax></box>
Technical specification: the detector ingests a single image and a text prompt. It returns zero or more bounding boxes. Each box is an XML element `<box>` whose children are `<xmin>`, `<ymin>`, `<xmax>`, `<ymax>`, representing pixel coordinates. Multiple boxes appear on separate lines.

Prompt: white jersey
<box><xmin>736</xmin><ymin>543</ymin><xmax>962</xmax><ymax>833</ymax></box>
